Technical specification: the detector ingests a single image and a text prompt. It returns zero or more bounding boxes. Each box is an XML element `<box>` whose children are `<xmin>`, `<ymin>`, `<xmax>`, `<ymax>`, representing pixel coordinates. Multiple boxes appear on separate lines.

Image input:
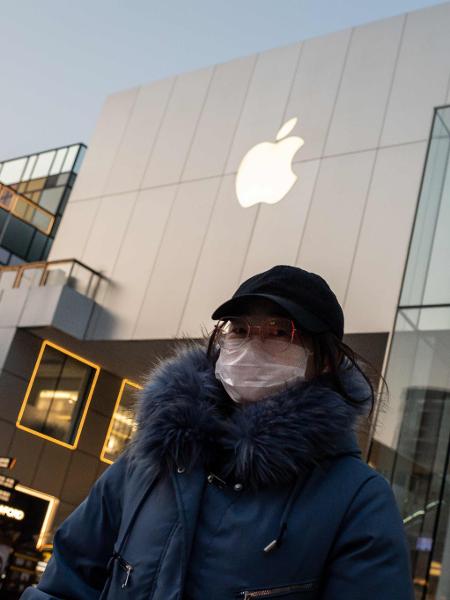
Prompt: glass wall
<box><xmin>16</xmin><ymin>340</ymin><xmax>100</xmax><ymax>449</ymax></box>
<box><xmin>369</xmin><ymin>105</ymin><xmax>450</xmax><ymax>599</ymax></box>
<box><xmin>101</xmin><ymin>379</ymin><xmax>141</xmax><ymax>464</ymax></box>
<box><xmin>0</xmin><ymin>144</ymin><xmax>86</xmax><ymax>265</ymax></box>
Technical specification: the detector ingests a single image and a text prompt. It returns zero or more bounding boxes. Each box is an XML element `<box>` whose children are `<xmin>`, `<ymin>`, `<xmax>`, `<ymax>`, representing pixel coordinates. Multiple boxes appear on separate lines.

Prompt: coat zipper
<box><xmin>117</xmin><ymin>555</ymin><xmax>134</xmax><ymax>588</ymax></box>
<box><xmin>239</xmin><ymin>581</ymin><xmax>316</xmax><ymax>598</ymax></box>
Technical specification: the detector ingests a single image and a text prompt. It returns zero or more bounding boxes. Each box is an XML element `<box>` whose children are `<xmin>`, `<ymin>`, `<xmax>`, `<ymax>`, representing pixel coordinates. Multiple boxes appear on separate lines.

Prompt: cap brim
<box><xmin>211</xmin><ymin>293</ymin><xmax>329</xmax><ymax>333</ymax></box>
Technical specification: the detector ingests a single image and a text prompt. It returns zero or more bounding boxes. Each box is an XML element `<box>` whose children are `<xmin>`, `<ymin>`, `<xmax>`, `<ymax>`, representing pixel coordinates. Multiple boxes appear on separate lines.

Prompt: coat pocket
<box><xmin>236</xmin><ymin>579</ymin><xmax>319</xmax><ymax>599</ymax></box>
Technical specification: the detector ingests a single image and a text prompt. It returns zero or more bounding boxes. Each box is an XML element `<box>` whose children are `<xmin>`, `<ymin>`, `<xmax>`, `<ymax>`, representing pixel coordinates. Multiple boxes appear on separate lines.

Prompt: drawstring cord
<box><xmin>263</xmin><ymin>469</ymin><xmax>313</xmax><ymax>554</ymax></box>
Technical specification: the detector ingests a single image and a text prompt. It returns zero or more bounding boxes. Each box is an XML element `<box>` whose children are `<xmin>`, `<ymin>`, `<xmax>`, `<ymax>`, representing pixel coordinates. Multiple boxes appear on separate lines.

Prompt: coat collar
<box><xmin>128</xmin><ymin>342</ymin><xmax>372</xmax><ymax>490</ymax></box>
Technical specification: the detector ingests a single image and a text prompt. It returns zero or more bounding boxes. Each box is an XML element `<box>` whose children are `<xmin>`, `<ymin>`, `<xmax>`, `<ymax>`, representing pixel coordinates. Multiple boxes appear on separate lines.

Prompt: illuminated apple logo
<box><xmin>235</xmin><ymin>117</ymin><xmax>304</xmax><ymax>208</ymax></box>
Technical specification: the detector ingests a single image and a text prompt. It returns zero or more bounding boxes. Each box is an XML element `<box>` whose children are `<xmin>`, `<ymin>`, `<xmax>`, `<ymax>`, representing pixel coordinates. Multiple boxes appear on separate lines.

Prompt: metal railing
<box><xmin>0</xmin><ymin>259</ymin><xmax>106</xmax><ymax>300</ymax></box>
<box><xmin>0</xmin><ymin>181</ymin><xmax>55</xmax><ymax>235</ymax></box>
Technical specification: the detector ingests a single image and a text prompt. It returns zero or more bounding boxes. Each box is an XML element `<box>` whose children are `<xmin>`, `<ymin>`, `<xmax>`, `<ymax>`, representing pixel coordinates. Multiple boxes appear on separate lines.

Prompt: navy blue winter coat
<box><xmin>21</xmin><ymin>343</ymin><xmax>414</xmax><ymax>599</ymax></box>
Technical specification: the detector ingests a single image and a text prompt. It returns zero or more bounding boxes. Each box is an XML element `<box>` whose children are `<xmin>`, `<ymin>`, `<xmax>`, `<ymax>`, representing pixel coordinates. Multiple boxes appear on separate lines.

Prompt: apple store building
<box><xmin>1</xmin><ymin>2</ymin><xmax>450</xmax><ymax>597</ymax></box>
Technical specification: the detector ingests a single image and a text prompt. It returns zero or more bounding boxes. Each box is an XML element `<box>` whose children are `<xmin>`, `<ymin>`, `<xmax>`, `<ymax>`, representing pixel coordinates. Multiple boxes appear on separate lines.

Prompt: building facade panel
<box><xmin>0</xmin><ymin>419</ymin><xmax>15</xmax><ymax>455</ymax></box>
<box><xmin>70</xmin><ymin>88</ymin><xmax>139</xmax><ymax>202</ymax></box>
<box><xmin>48</xmin><ymin>197</ymin><xmax>100</xmax><ymax>260</ymax></box>
<box><xmin>7</xmin><ymin>430</ymin><xmax>44</xmax><ymax>487</ymax></box>
<box><xmin>141</xmin><ymin>66</ymin><xmax>214</xmax><ymax>188</ymax></box>
<box><xmin>134</xmin><ymin>177</ymin><xmax>221</xmax><ymax>339</ymax></box>
<box><xmin>296</xmin><ymin>150</ymin><xmax>376</xmax><ymax>301</ymax></box>
<box><xmin>183</xmin><ymin>55</ymin><xmax>257</xmax><ymax>181</ymax></box>
<box><xmin>103</xmin><ymin>77</ymin><xmax>176</xmax><ymax>196</ymax></box>
<box><xmin>239</xmin><ymin>159</ymin><xmax>320</xmax><ymax>281</ymax></box>
<box><xmin>59</xmin><ymin>451</ymin><xmax>99</xmax><ymax>506</ymax></box>
<box><xmin>89</xmin><ymin>185</ymin><xmax>178</xmax><ymax>339</ymax></box>
<box><xmin>344</xmin><ymin>141</ymin><xmax>428</xmax><ymax>333</ymax></box>
<box><xmin>32</xmin><ymin>443</ymin><xmax>72</xmax><ymax>498</ymax></box>
<box><xmin>224</xmin><ymin>42</ymin><xmax>302</xmax><ymax>173</ymax></box>
<box><xmin>80</xmin><ymin>191</ymin><xmax>138</xmax><ymax>286</ymax></box>
<box><xmin>380</xmin><ymin>2</ymin><xmax>450</xmax><ymax>146</ymax></box>
<box><xmin>324</xmin><ymin>15</ymin><xmax>405</xmax><ymax>155</ymax></box>
<box><xmin>176</xmin><ymin>174</ymin><xmax>258</xmax><ymax>338</ymax></box>
<box><xmin>285</xmin><ymin>28</ymin><xmax>351</xmax><ymax>161</ymax></box>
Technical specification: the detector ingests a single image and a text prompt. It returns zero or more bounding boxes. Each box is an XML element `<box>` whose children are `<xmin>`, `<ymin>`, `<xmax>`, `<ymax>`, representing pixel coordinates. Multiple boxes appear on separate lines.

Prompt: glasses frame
<box><xmin>214</xmin><ymin>315</ymin><xmax>301</xmax><ymax>352</ymax></box>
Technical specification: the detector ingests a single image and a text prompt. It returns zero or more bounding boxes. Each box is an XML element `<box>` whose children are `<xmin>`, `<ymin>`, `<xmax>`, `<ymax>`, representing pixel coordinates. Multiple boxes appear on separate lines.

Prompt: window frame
<box><xmin>16</xmin><ymin>339</ymin><xmax>101</xmax><ymax>450</ymax></box>
<box><xmin>100</xmin><ymin>378</ymin><xmax>142</xmax><ymax>464</ymax></box>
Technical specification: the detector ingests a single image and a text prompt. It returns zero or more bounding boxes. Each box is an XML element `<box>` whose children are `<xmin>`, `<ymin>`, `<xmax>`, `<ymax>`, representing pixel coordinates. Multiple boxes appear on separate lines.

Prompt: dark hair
<box><xmin>205</xmin><ymin>323</ymin><xmax>388</xmax><ymax>431</ymax></box>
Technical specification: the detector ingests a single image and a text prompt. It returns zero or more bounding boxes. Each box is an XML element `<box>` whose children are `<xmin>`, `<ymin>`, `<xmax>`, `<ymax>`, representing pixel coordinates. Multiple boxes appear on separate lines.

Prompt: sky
<box><xmin>1</xmin><ymin>0</ymin><xmax>448</xmax><ymax>160</ymax></box>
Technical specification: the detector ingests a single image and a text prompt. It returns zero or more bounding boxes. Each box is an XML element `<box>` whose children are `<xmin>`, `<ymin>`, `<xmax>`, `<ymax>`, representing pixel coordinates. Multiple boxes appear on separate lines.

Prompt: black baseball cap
<box><xmin>211</xmin><ymin>265</ymin><xmax>344</xmax><ymax>340</ymax></box>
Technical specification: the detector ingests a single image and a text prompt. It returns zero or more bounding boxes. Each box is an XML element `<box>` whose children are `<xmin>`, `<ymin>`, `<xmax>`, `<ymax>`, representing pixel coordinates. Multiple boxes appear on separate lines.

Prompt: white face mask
<box><xmin>214</xmin><ymin>337</ymin><xmax>313</xmax><ymax>403</ymax></box>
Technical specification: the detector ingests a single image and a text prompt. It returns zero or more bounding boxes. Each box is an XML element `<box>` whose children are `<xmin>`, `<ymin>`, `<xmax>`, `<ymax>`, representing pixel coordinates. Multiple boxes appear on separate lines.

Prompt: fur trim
<box><xmin>127</xmin><ymin>341</ymin><xmax>371</xmax><ymax>490</ymax></box>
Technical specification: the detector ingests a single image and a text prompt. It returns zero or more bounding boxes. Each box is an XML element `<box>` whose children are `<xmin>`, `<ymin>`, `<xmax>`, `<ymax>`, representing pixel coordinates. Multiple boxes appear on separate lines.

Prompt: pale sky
<box><xmin>1</xmin><ymin>0</ymin><xmax>447</xmax><ymax>159</ymax></box>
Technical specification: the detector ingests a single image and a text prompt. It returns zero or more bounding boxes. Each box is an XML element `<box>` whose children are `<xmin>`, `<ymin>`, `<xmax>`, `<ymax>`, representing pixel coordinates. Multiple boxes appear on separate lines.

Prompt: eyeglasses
<box><xmin>214</xmin><ymin>316</ymin><xmax>301</xmax><ymax>352</ymax></box>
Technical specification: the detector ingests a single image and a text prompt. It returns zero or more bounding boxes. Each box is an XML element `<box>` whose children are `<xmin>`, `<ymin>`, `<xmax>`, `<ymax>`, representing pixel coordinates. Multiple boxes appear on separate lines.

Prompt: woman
<box><xmin>22</xmin><ymin>265</ymin><xmax>414</xmax><ymax>599</ymax></box>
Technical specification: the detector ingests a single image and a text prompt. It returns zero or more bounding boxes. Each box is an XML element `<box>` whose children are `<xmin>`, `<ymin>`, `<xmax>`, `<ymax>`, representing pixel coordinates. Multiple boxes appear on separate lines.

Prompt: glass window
<box><xmin>0</xmin><ymin>185</ymin><xmax>15</xmax><ymax>210</ymax></box>
<box><xmin>39</xmin><ymin>187</ymin><xmax>64</xmax><ymax>214</ymax></box>
<box><xmin>101</xmin><ymin>379</ymin><xmax>141</xmax><ymax>463</ymax></box>
<box><xmin>72</xmin><ymin>145</ymin><xmax>86</xmax><ymax>174</ymax></box>
<box><xmin>16</xmin><ymin>340</ymin><xmax>100</xmax><ymax>448</ymax></box>
<box><xmin>9</xmin><ymin>253</ymin><xmax>26</xmax><ymax>266</ymax></box>
<box><xmin>62</xmin><ymin>146</ymin><xmax>79</xmax><ymax>173</ymax></box>
<box><xmin>1</xmin><ymin>217</ymin><xmax>34</xmax><ymax>257</ymax></box>
<box><xmin>26</xmin><ymin>178</ymin><xmax>46</xmax><ymax>192</ymax></box>
<box><xmin>22</xmin><ymin>155</ymin><xmax>37</xmax><ymax>181</ymax></box>
<box><xmin>19</xmin><ymin>266</ymin><xmax>45</xmax><ymax>288</ymax></box>
<box><xmin>369</xmin><ymin>106</ymin><xmax>450</xmax><ymax>598</ymax></box>
<box><xmin>49</xmin><ymin>148</ymin><xmax>68</xmax><ymax>175</ymax></box>
<box><xmin>32</xmin><ymin>151</ymin><xmax>55</xmax><ymax>179</ymax></box>
<box><xmin>44</xmin><ymin>174</ymin><xmax>58</xmax><ymax>188</ymax></box>
<box><xmin>26</xmin><ymin>231</ymin><xmax>48</xmax><ymax>262</ymax></box>
<box><xmin>0</xmin><ymin>158</ymin><xmax>27</xmax><ymax>185</ymax></box>
<box><xmin>56</xmin><ymin>173</ymin><xmax>69</xmax><ymax>186</ymax></box>
<box><xmin>12</xmin><ymin>196</ymin><xmax>53</xmax><ymax>235</ymax></box>
<box><xmin>30</xmin><ymin>191</ymin><xmax>41</xmax><ymax>204</ymax></box>
<box><xmin>0</xmin><ymin>245</ymin><xmax>10</xmax><ymax>265</ymax></box>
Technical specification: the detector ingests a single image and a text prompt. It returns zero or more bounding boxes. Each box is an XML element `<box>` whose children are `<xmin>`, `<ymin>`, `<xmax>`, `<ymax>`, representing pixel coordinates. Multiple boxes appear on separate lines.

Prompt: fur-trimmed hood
<box><xmin>128</xmin><ymin>342</ymin><xmax>372</xmax><ymax>490</ymax></box>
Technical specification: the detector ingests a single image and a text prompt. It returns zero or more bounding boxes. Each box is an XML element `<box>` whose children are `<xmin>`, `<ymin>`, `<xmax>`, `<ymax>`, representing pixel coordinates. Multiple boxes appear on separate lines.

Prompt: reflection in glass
<box><xmin>12</xmin><ymin>195</ymin><xmax>53</xmax><ymax>234</ymax></box>
<box><xmin>27</xmin><ymin>232</ymin><xmax>48</xmax><ymax>262</ymax></box>
<box><xmin>0</xmin><ymin>185</ymin><xmax>15</xmax><ymax>210</ymax></box>
<box><xmin>56</xmin><ymin>173</ymin><xmax>69</xmax><ymax>186</ymax></box>
<box><xmin>39</xmin><ymin>187</ymin><xmax>64</xmax><ymax>214</ymax></box>
<box><xmin>369</xmin><ymin>106</ymin><xmax>450</xmax><ymax>599</ymax></box>
<box><xmin>1</xmin><ymin>217</ymin><xmax>34</xmax><ymax>256</ymax></box>
<box><xmin>17</xmin><ymin>341</ymin><xmax>100</xmax><ymax>447</ymax></box>
<box><xmin>26</xmin><ymin>178</ymin><xmax>47</xmax><ymax>192</ymax></box>
<box><xmin>101</xmin><ymin>380</ymin><xmax>141</xmax><ymax>463</ymax></box>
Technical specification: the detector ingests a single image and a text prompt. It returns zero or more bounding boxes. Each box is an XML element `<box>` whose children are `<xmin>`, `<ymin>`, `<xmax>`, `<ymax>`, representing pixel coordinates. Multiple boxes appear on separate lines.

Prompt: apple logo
<box><xmin>235</xmin><ymin>117</ymin><xmax>304</xmax><ymax>208</ymax></box>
